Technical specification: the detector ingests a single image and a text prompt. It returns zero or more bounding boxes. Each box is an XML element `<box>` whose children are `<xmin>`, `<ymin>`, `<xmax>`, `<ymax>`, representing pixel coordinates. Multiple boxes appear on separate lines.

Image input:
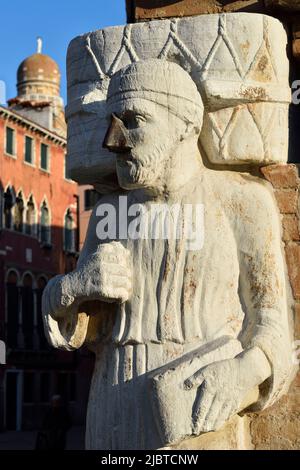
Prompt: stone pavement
<box><xmin>0</xmin><ymin>426</ymin><xmax>85</xmax><ymax>450</ymax></box>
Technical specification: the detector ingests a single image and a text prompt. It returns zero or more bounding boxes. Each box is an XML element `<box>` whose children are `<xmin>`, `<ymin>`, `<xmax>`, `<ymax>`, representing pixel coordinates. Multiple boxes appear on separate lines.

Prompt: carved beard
<box><xmin>116</xmin><ymin>140</ymin><xmax>173</xmax><ymax>189</ymax></box>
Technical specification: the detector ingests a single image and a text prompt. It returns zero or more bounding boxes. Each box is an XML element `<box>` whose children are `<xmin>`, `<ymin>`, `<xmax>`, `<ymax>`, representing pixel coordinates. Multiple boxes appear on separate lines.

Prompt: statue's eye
<box><xmin>123</xmin><ymin>113</ymin><xmax>146</xmax><ymax>129</ymax></box>
<box><xmin>135</xmin><ymin>114</ymin><xmax>146</xmax><ymax>122</ymax></box>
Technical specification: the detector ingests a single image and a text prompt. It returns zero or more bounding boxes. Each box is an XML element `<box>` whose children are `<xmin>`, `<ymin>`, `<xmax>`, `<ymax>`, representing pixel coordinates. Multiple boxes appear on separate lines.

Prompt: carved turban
<box><xmin>107</xmin><ymin>59</ymin><xmax>204</xmax><ymax>127</ymax></box>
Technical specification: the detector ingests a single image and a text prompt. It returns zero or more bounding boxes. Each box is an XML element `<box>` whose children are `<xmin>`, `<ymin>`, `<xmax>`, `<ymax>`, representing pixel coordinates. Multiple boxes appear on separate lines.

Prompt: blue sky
<box><xmin>0</xmin><ymin>0</ymin><xmax>126</xmax><ymax>103</ymax></box>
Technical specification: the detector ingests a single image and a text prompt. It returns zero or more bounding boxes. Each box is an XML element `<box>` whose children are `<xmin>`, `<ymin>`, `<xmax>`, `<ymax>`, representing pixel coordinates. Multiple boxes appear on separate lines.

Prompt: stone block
<box><xmin>261</xmin><ymin>164</ymin><xmax>300</xmax><ymax>189</ymax></box>
<box><xmin>250</xmin><ymin>374</ymin><xmax>300</xmax><ymax>449</ymax></box>
<box><xmin>294</xmin><ymin>302</ymin><xmax>300</xmax><ymax>338</ymax></box>
<box><xmin>282</xmin><ymin>214</ymin><xmax>300</xmax><ymax>241</ymax></box>
<box><xmin>292</xmin><ymin>38</ymin><xmax>300</xmax><ymax>61</ymax></box>
<box><xmin>285</xmin><ymin>244</ymin><xmax>300</xmax><ymax>299</ymax></box>
<box><xmin>275</xmin><ymin>189</ymin><xmax>298</xmax><ymax>213</ymax></box>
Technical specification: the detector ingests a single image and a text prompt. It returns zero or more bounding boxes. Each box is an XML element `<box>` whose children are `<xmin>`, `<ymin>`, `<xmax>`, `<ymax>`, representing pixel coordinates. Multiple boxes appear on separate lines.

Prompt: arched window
<box><xmin>40</xmin><ymin>201</ymin><xmax>50</xmax><ymax>244</ymax></box>
<box><xmin>64</xmin><ymin>208</ymin><xmax>75</xmax><ymax>252</ymax></box>
<box><xmin>25</xmin><ymin>196</ymin><xmax>36</xmax><ymax>236</ymax></box>
<box><xmin>14</xmin><ymin>191</ymin><xmax>24</xmax><ymax>232</ymax></box>
<box><xmin>4</xmin><ymin>187</ymin><xmax>14</xmax><ymax>229</ymax></box>
<box><xmin>21</xmin><ymin>273</ymin><xmax>34</xmax><ymax>350</ymax></box>
<box><xmin>6</xmin><ymin>270</ymin><xmax>20</xmax><ymax>348</ymax></box>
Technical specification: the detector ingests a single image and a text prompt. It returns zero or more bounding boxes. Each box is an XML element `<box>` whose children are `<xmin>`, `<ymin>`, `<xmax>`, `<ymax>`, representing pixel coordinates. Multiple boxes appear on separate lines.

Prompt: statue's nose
<box><xmin>102</xmin><ymin>113</ymin><xmax>133</xmax><ymax>153</ymax></box>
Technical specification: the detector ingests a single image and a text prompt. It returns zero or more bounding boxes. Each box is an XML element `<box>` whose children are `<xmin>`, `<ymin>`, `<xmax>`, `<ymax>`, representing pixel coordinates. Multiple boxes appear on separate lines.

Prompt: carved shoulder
<box><xmin>209</xmin><ymin>171</ymin><xmax>282</xmax><ymax>251</ymax></box>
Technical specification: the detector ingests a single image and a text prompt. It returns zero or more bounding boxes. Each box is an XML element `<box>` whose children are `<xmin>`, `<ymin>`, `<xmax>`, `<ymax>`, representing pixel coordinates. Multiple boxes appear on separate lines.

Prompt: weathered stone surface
<box><xmin>285</xmin><ymin>244</ymin><xmax>300</xmax><ymax>299</ymax></box>
<box><xmin>282</xmin><ymin>214</ymin><xmax>300</xmax><ymax>241</ymax></box>
<box><xmin>250</xmin><ymin>376</ymin><xmax>300</xmax><ymax>449</ymax></box>
<box><xmin>66</xmin><ymin>13</ymin><xmax>290</xmax><ymax>186</ymax></box>
<box><xmin>127</xmin><ymin>1</ymin><xmax>267</xmax><ymax>21</ymax></box>
<box><xmin>261</xmin><ymin>164</ymin><xmax>300</xmax><ymax>189</ymax></box>
<box><xmin>294</xmin><ymin>302</ymin><xmax>300</xmax><ymax>337</ymax></box>
<box><xmin>275</xmin><ymin>189</ymin><xmax>298</xmax><ymax>213</ymax></box>
<box><xmin>165</xmin><ymin>415</ymin><xmax>253</xmax><ymax>450</ymax></box>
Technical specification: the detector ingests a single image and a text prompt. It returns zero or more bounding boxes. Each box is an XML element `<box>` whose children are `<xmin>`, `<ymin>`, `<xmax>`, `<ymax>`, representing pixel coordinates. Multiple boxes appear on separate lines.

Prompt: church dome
<box><xmin>10</xmin><ymin>38</ymin><xmax>66</xmax><ymax>137</ymax></box>
<box><xmin>17</xmin><ymin>53</ymin><xmax>60</xmax><ymax>87</ymax></box>
<box><xmin>16</xmin><ymin>39</ymin><xmax>61</xmax><ymax>99</ymax></box>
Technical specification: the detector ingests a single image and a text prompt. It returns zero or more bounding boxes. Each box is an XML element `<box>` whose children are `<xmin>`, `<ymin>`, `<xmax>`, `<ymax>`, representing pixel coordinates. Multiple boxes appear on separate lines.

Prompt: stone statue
<box><xmin>42</xmin><ymin>58</ymin><xmax>294</xmax><ymax>450</ymax></box>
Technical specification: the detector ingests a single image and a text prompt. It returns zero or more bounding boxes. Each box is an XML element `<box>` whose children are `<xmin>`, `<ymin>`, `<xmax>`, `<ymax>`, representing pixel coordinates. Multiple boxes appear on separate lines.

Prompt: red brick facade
<box><xmin>0</xmin><ymin>107</ymin><xmax>78</xmax><ymax>276</ymax></box>
<box><xmin>0</xmin><ymin>106</ymin><xmax>93</xmax><ymax>431</ymax></box>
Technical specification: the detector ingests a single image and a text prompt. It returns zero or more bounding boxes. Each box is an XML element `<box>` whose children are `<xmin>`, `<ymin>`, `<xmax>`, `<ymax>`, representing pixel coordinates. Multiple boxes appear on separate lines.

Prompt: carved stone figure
<box><xmin>42</xmin><ymin>57</ymin><xmax>295</xmax><ymax>450</ymax></box>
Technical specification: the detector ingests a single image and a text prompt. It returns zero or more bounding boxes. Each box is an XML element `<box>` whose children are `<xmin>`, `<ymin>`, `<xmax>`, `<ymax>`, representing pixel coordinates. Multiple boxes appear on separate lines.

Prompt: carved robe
<box><xmin>43</xmin><ymin>168</ymin><xmax>294</xmax><ymax>449</ymax></box>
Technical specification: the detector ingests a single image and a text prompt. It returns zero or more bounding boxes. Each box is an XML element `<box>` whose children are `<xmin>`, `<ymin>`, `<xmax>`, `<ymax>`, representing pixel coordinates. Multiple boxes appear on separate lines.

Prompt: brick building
<box><xmin>0</xmin><ymin>44</ymin><xmax>92</xmax><ymax>431</ymax></box>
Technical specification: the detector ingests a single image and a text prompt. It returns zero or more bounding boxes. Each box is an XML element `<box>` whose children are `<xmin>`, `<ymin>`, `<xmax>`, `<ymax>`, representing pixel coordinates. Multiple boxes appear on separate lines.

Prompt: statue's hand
<box><xmin>42</xmin><ymin>242</ymin><xmax>132</xmax><ymax>321</ymax></box>
<box><xmin>184</xmin><ymin>347</ymin><xmax>272</xmax><ymax>434</ymax></box>
<box><xmin>42</xmin><ymin>274</ymin><xmax>74</xmax><ymax>321</ymax></box>
<box><xmin>74</xmin><ymin>242</ymin><xmax>132</xmax><ymax>305</ymax></box>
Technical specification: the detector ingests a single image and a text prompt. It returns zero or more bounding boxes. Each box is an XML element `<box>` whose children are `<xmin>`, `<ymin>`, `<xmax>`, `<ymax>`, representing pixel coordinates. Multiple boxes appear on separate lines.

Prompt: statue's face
<box><xmin>104</xmin><ymin>98</ymin><xmax>185</xmax><ymax>190</ymax></box>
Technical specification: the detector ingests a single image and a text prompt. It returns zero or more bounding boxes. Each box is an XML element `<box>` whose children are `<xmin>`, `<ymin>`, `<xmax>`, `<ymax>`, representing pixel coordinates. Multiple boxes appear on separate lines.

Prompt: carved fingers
<box><xmin>185</xmin><ymin>359</ymin><xmax>242</xmax><ymax>434</ymax></box>
<box><xmin>76</xmin><ymin>242</ymin><xmax>132</xmax><ymax>304</ymax></box>
<box><xmin>42</xmin><ymin>242</ymin><xmax>132</xmax><ymax>322</ymax></box>
<box><xmin>42</xmin><ymin>275</ymin><xmax>74</xmax><ymax>320</ymax></box>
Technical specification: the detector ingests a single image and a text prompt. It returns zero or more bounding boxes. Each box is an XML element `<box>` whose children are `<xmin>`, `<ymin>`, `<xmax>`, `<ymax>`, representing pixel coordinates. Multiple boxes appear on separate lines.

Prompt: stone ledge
<box><xmin>127</xmin><ymin>1</ymin><xmax>268</xmax><ymax>22</ymax></box>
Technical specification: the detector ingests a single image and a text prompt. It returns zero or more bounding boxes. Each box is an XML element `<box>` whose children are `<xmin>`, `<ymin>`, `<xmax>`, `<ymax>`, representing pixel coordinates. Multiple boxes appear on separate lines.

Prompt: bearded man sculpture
<box><xmin>42</xmin><ymin>59</ymin><xmax>294</xmax><ymax>450</ymax></box>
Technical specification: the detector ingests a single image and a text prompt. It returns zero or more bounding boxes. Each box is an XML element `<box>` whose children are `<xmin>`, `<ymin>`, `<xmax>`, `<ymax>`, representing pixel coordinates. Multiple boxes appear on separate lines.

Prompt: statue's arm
<box><xmin>42</xmin><ymin>200</ymin><xmax>132</xmax><ymax>350</ymax></box>
<box><xmin>41</xmin><ymin>208</ymin><xmax>99</xmax><ymax>351</ymax></box>
<box><xmin>188</xmin><ymin>180</ymin><xmax>295</xmax><ymax>434</ymax></box>
<box><xmin>236</xmin><ymin>181</ymin><xmax>296</xmax><ymax>409</ymax></box>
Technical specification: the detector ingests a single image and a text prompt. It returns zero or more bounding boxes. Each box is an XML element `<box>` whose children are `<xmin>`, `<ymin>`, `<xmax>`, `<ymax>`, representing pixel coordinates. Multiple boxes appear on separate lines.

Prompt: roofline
<box><xmin>0</xmin><ymin>105</ymin><xmax>66</xmax><ymax>147</ymax></box>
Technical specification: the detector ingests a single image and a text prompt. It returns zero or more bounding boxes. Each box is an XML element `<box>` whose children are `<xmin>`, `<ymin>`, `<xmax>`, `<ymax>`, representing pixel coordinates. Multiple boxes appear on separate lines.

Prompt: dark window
<box><xmin>6</xmin><ymin>373</ymin><xmax>18</xmax><ymax>430</ymax></box>
<box><xmin>64</xmin><ymin>154</ymin><xmax>71</xmax><ymax>179</ymax></box>
<box><xmin>57</xmin><ymin>373</ymin><xmax>68</xmax><ymax>400</ymax></box>
<box><xmin>6</xmin><ymin>272</ymin><xmax>19</xmax><ymax>349</ymax></box>
<box><xmin>40</xmin><ymin>201</ymin><xmax>50</xmax><ymax>244</ymax></box>
<box><xmin>23</xmin><ymin>372</ymin><xmax>35</xmax><ymax>403</ymax></box>
<box><xmin>84</xmin><ymin>189</ymin><xmax>100</xmax><ymax>211</ymax></box>
<box><xmin>69</xmin><ymin>373</ymin><xmax>76</xmax><ymax>402</ymax></box>
<box><xmin>40</xmin><ymin>144</ymin><xmax>49</xmax><ymax>171</ymax></box>
<box><xmin>21</xmin><ymin>274</ymin><xmax>34</xmax><ymax>350</ymax></box>
<box><xmin>25</xmin><ymin>136</ymin><xmax>33</xmax><ymax>164</ymax></box>
<box><xmin>25</xmin><ymin>196</ymin><xmax>35</xmax><ymax>236</ymax></box>
<box><xmin>56</xmin><ymin>373</ymin><xmax>76</xmax><ymax>402</ymax></box>
<box><xmin>14</xmin><ymin>192</ymin><xmax>24</xmax><ymax>232</ymax></box>
<box><xmin>6</xmin><ymin>127</ymin><xmax>15</xmax><ymax>155</ymax></box>
<box><xmin>4</xmin><ymin>188</ymin><xmax>14</xmax><ymax>229</ymax></box>
<box><xmin>55</xmin><ymin>373</ymin><xmax>77</xmax><ymax>402</ymax></box>
<box><xmin>64</xmin><ymin>209</ymin><xmax>75</xmax><ymax>252</ymax></box>
<box><xmin>40</xmin><ymin>373</ymin><xmax>50</xmax><ymax>402</ymax></box>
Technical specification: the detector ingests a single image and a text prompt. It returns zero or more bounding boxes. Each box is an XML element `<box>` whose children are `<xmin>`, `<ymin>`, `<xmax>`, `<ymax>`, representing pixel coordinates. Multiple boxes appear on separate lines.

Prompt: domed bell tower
<box><xmin>8</xmin><ymin>38</ymin><xmax>66</xmax><ymax>137</ymax></box>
